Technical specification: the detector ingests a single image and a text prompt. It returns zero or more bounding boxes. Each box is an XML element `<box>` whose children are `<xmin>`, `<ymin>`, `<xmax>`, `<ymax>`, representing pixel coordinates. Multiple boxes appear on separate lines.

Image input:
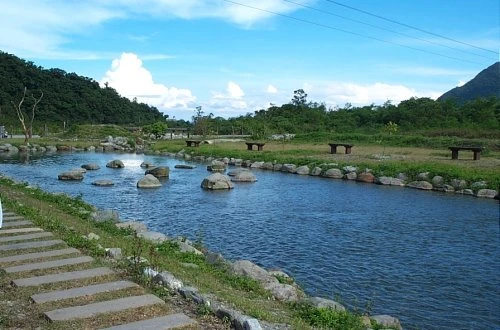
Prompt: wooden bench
<box><xmin>448</xmin><ymin>146</ymin><xmax>484</xmax><ymax>160</ymax></box>
<box><xmin>328</xmin><ymin>143</ymin><xmax>353</xmax><ymax>154</ymax></box>
<box><xmin>185</xmin><ymin>140</ymin><xmax>202</xmax><ymax>147</ymax></box>
<box><xmin>245</xmin><ymin>142</ymin><xmax>265</xmax><ymax>151</ymax></box>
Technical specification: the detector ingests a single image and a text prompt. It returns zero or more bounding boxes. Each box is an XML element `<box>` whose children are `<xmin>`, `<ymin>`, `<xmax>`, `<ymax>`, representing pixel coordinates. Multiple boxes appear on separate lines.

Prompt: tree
<box><xmin>11</xmin><ymin>87</ymin><xmax>43</xmax><ymax>143</ymax></box>
<box><xmin>192</xmin><ymin>106</ymin><xmax>213</xmax><ymax>137</ymax></box>
<box><xmin>291</xmin><ymin>89</ymin><xmax>307</xmax><ymax>106</ymax></box>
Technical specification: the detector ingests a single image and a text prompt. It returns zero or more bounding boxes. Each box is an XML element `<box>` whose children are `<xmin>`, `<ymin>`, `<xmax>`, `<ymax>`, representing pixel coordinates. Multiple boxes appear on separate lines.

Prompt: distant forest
<box><xmin>0</xmin><ymin>51</ymin><xmax>165</xmax><ymax>132</ymax></box>
<box><xmin>1</xmin><ymin>51</ymin><xmax>498</xmax><ymax>138</ymax></box>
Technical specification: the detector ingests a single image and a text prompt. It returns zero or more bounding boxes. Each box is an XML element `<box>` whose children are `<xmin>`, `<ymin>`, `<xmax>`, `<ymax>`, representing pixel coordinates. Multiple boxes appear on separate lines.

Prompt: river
<box><xmin>0</xmin><ymin>151</ymin><xmax>498</xmax><ymax>330</ymax></box>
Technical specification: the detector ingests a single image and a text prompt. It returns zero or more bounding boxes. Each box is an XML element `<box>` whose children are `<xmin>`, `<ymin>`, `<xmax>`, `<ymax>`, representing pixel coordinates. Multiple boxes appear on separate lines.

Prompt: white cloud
<box><xmin>100</xmin><ymin>53</ymin><xmax>196</xmax><ymax>112</ymax></box>
<box><xmin>208</xmin><ymin>81</ymin><xmax>248</xmax><ymax>115</ymax></box>
<box><xmin>266</xmin><ymin>85</ymin><xmax>278</xmax><ymax>93</ymax></box>
<box><xmin>0</xmin><ymin>0</ymin><xmax>314</xmax><ymax>58</ymax></box>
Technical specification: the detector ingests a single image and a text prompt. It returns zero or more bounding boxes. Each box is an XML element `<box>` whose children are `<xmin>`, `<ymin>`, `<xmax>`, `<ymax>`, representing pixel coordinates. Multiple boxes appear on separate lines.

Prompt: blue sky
<box><xmin>1</xmin><ymin>0</ymin><xmax>498</xmax><ymax>120</ymax></box>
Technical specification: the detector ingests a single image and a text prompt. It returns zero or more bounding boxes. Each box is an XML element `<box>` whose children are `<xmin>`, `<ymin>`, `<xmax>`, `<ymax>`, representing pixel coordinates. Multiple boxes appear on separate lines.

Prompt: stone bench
<box><xmin>448</xmin><ymin>146</ymin><xmax>484</xmax><ymax>160</ymax></box>
<box><xmin>245</xmin><ymin>142</ymin><xmax>265</xmax><ymax>151</ymax></box>
<box><xmin>328</xmin><ymin>143</ymin><xmax>353</xmax><ymax>154</ymax></box>
<box><xmin>185</xmin><ymin>140</ymin><xmax>202</xmax><ymax>147</ymax></box>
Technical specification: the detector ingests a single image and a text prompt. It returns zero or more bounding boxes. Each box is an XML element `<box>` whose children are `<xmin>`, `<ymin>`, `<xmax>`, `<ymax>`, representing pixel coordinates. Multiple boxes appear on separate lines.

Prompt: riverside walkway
<box><xmin>0</xmin><ymin>210</ymin><xmax>198</xmax><ymax>329</ymax></box>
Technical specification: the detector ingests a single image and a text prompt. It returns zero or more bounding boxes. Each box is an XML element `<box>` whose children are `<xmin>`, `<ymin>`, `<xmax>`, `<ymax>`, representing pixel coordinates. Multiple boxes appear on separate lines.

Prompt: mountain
<box><xmin>0</xmin><ymin>51</ymin><xmax>164</xmax><ymax>129</ymax></box>
<box><xmin>438</xmin><ymin>62</ymin><xmax>500</xmax><ymax>104</ymax></box>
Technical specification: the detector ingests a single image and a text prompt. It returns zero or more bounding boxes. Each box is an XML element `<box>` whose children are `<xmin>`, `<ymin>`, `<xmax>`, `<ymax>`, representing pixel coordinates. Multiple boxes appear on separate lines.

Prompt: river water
<box><xmin>0</xmin><ymin>151</ymin><xmax>498</xmax><ymax>330</ymax></box>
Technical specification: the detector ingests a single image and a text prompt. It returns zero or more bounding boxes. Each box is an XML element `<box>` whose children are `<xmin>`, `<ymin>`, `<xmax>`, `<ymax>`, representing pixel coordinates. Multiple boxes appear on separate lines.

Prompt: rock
<box><xmin>407</xmin><ymin>181</ymin><xmax>433</xmax><ymax>190</ymax></box>
<box><xmin>370</xmin><ymin>315</ymin><xmax>402</xmax><ymax>330</ymax></box>
<box><xmin>92</xmin><ymin>209</ymin><xmax>119</xmax><ymax>222</ymax></box>
<box><xmin>433</xmin><ymin>184</ymin><xmax>454</xmax><ymax>193</ymax></box>
<box><xmin>86</xmin><ymin>233</ymin><xmax>100</xmax><ymax>240</ymax></box>
<box><xmin>140</xmin><ymin>161</ymin><xmax>154</xmax><ymax>168</ymax></box>
<box><xmin>397</xmin><ymin>173</ymin><xmax>408</xmax><ymax>181</ymax></box>
<box><xmin>295</xmin><ymin>165</ymin><xmax>310</xmax><ymax>175</ymax></box>
<box><xmin>116</xmin><ymin>221</ymin><xmax>147</xmax><ymax>233</ymax></box>
<box><xmin>457</xmin><ymin>189</ymin><xmax>474</xmax><ymax>195</ymax></box>
<box><xmin>310</xmin><ymin>167</ymin><xmax>322</xmax><ymax>176</ymax></box>
<box><xmin>259</xmin><ymin>162</ymin><xmax>273</xmax><ymax>170</ymax></box>
<box><xmin>201</xmin><ymin>173</ymin><xmax>234</xmax><ymax>190</ymax></box>
<box><xmin>231</xmin><ymin>171</ymin><xmax>257</xmax><ymax>182</ymax></box>
<box><xmin>273</xmin><ymin>163</ymin><xmax>283</xmax><ymax>171</ymax></box>
<box><xmin>106</xmin><ymin>248</ymin><xmax>122</xmax><ymax>259</ymax></box>
<box><xmin>145</xmin><ymin>166</ymin><xmax>170</xmax><ymax>178</ymax></box>
<box><xmin>322</xmin><ymin>168</ymin><xmax>343</xmax><ymax>179</ymax></box>
<box><xmin>178</xmin><ymin>241</ymin><xmax>203</xmax><ymax>255</ymax></box>
<box><xmin>281</xmin><ymin>164</ymin><xmax>297</xmax><ymax>173</ymax></box>
<box><xmin>205</xmin><ymin>251</ymin><xmax>227</xmax><ymax>266</ymax></box>
<box><xmin>417</xmin><ymin>172</ymin><xmax>430</xmax><ymax>180</ymax></box>
<box><xmin>230</xmin><ymin>260</ymin><xmax>276</xmax><ymax>285</ymax></box>
<box><xmin>106</xmin><ymin>159</ymin><xmax>124</xmax><ymax>168</ymax></box>
<box><xmin>431</xmin><ymin>175</ymin><xmax>444</xmax><ymax>186</ymax></box>
<box><xmin>81</xmin><ymin>163</ymin><xmax>100</xmax><ymax>170</ymax></box>
<box><xmin>58</xmin><ymin>170</ymin><xmax>84</xmax><ymax>181</ymax></box>
<box><xmin>137</xmin><ymin>174</ymin><xmax>162</xmax><ymax>188</ymax></box>
<box><xmin>250</xmin><ymin>161</ymin><xmax>265</xmax><ymax>169</ymax></box>
<box><xmin>356</xmin><ymin>172</ymin><xmax>375</xmax><ymax>183</ymax></box>
<box><xmin>175</xmin><ymin>164</ymin><xmax>197</xmax><ymax>169</ymax></box>
<box><xmin>377</xmin><ymin>176</ymin><xmax>405</xmax><ymax>186</ymax></box>
<box><xmin>471</xmin><ymin>181</ymin><xmax>488</xmax><ymax>190</ymax></box>
<box><xmin>343</xmin><ymin>166</ymin><xmax>357</xmax><ymax>173</ymax></box>
<box><xmin>263</xmin><ymin>282</ymin><xmax>300</xmax><ymax>302</ymax></box>
<box><xmin>92</xmin><ymin>179</ymin><xmax>114</xmax><ymax>186</ymax></box>
<box><xmin>153</xmin><ymin>271</ymin><xmax>183</xmax><ymax>291</ymax></box>
<box><xmin>476</xmin><ymin>189</ymin><xmax>498</xmax><ymax>199</ymax></box>
<box><xmin>227</xmin><ymin>168</ymin><xmax>249</xmax><ymax>176</ymax></box>
<box><xmin>244</xmin><ymin>318</ymin><xmax>262</xmax><ymax>330</ymax></box>
<box><xmin>450</xmin><ymin>179</ymin><xmax>467</xmax><ymax>190</ymax></box>
<box><xmin>344</xmin><ymin>172</ymin><xmax>357</xmax><ymax>180</ymax></box>
<box><xmin>137</xmin><ymin>231</ymin><xmax>167</xmax><ymax>242</ymax></box>
<box><xmin>304</xmin><ymin>297</ymin><xmax>346</xmax><ymax>311</ymax></box>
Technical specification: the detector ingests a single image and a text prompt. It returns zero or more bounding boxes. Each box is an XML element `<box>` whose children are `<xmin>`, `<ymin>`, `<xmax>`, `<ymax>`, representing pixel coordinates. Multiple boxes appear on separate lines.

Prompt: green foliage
<box><xmin>143</xmin><ymin>121</ymin><xmax>168</xmax><ymax>139</ymax></box>
<box><xmin>0</xmin><ymin>51</ymin><xmax>164</xmax><ymax>132</ymax></box>
<box><xmin>293</xmin><ymin>303</ymin><xmax>364</xmax><ymax>330</ymax></box>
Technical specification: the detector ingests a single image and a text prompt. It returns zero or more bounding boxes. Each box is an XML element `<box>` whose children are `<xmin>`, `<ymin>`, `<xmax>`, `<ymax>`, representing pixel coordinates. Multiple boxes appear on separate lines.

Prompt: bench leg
<box><xmin>330</xmin><ymin>146</ymin><xmax>337</xmax><ymax>154</ymax></box>
<box><xmin>257</xmin><ymin>145</ymin><xmax>263</xmax><ymax>151</ymax></box>
<box><xmin>473</xmin><ymin>151</ymin><xmax>480</xmax><ymax>160</ymax></box>
<box><xmin>451</xmin><ymin>150</ymin><xmax>458</xmax><ymax>160</ymax></box>
<box><xmin>345</xmin><ymin>147</ymin><xmax>352</xmax><ymax>154</ymax></box>
<box><xmin>247</xmin><ymin>145</ymin><xmax>253</xmax><ymax>151</ymax></box>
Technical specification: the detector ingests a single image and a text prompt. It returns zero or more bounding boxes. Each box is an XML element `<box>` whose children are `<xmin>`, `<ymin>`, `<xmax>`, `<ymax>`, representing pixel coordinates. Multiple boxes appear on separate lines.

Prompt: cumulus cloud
<box><xmin>318</xmin><ymin>81</ymin><xmax>441</xmax><ymax>108</ymax></box>
<box><xmin>100</xmin><ymin>52</ymin><xmax>196</xmax><ymax>111</ymax></box>
<box><xmin>209</xmin><ymin>81</ymin><xmax>248</xmax><ymax>114</ymax></box>
<box><xmin>266</xmin><ymin>85</ymin><xmax>278</xmax><ymax>93</ymax></box>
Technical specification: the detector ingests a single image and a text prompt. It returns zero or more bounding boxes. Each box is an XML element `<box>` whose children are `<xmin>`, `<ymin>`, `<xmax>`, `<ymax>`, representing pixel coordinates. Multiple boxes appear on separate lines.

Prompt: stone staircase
<box><xmin>0</xmin><ymin>210</ymin><xmax>198</xmax><ymax>329</ymax></box>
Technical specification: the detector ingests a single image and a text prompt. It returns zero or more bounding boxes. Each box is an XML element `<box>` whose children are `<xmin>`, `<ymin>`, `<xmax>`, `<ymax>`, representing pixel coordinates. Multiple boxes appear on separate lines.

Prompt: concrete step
<box><xmin>100</xmin><ymin>313</ymin><xmax>197</xmax><ymax>330</ymax></box>
<box><xmin>1</xmin><ymin>220</ymin><xmax>33</xmax><ymax>228</ymax></box>
<box><xmin>3</xmin><ymin>256</ymin><xmax>94</xmax><ymax>273</ymax></box>
<box><xmin>44</xmin><ymin>294</ymin><xmax>165</xmax><ymax>322</ymax></box>
<box><xmin>0</xmin><ymin>247</ymin><xmax>80</xmax><ymax>264</ymax></box>
<box><xmin>0</xmin><ymin>227</ymin><xmax>43</xmax><ymax>235</ymax></box>
<box><xmin>12</xmin><ymin>267</ymin><xmax>115</xmax><ymax>287</ymax></box>
<box><xmin>31</xmin><ymin>280</ymin><xmax>140</xmax><ymax>304</ymax></box>
<box><xmin>2</xmin><ymin>215</ymin><xmax>25</xmax><ymax>221</ymax></box>
<box><xmin>0</xmin><ymin>239</ymin><xmax>64</xmax><ymax>252</ymax></box>
<box><xmin>2</xmin><ymin>211</ymin><xmax>16</xmax><ymax>216</ymax></box>
<box><xmin>0</xmin><ymin>232</ymin><xmax>53</xmax><ymax>243</ymax></box>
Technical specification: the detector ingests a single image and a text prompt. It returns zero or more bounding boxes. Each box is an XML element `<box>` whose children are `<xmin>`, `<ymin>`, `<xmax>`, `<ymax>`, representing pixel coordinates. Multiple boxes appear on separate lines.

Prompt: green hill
<box><xmin>438</xmin><ymin>62</ymin><xmax>500</xmax><ymax>104</ymax></box>
<box><xmin>0</xmin><ymin>51</ymin><xmax>164</xmax><ymax>133</ymax></box>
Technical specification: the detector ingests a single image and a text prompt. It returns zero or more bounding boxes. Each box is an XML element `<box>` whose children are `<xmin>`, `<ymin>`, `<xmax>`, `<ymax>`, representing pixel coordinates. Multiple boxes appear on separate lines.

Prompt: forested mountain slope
<box><xmin>0</xmin><ymin>51</ymin><xmax>164</xmax><ymax>129</ymax></box>
<box><xmin>438</xmin><ymin>62</ymin><xmax>500</xmax><ymax>104</ymax></box>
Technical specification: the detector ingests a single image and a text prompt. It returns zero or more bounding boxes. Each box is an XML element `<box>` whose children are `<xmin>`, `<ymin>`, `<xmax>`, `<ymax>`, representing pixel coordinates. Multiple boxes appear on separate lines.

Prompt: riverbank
<box><xmin>0</xmin><ymin>173</ymin><xmax>408</xmax><ymax>330</ymax></box>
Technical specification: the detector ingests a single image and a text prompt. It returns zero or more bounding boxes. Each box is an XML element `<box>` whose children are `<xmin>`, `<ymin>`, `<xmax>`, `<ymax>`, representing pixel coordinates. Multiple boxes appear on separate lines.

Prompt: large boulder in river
<box><xmin>476</xmin><ymin>189</ymin><xmax>498</xmax><ymax>199</ymax></box>
<box><xmin>356</xmin><ymin>172</ymin><xmax>375</xmax><ymax>183</ymax></box>
<box><xmin>201</xmin><ymin>173</ymin><xmax>234</xmax><ymax>190</ymax></box>
<box><xmin>92</xmin><ymin>179</ymin><xmax>114</xmax><ymax>187</ymax></box>
<box><xmin>81</xmin><ymin>163</ymin><xmax>100</xmax><ymax>170</ymax></box>
<box><xmin>58</xmin><ymin>170</ymin><xmax>84</xmax><ymax>181</ymax></box>
<box><xmin>370</xmin><ymin>315</ymin><xmax>402</xmax><ymax>330</ymax></box>
<box><xmin>231</xmin><ymin>170</ymin><xmax>257</xmax><ymax>182</ymax></box>
<box><xmin>137</xmin><ymin>174</ymin><xmax>162</xmax><ymax>188</ymax></box>
<box><xmin>145</xmin><ymin>166</ymin><xmax>170</xmax><ymax>178</ymax></box>
<box><xmin>106</xmin><ymin>159</ymin><xmax>124</xmax><ymax>168</ymax></box>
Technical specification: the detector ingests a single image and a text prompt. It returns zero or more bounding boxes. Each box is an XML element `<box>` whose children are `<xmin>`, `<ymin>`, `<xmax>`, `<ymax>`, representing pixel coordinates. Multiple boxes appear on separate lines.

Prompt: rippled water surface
<box><xmin>1</xmin><ymin>151</ymin><xmax>499</xmax><ymax>330</ymax></box>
